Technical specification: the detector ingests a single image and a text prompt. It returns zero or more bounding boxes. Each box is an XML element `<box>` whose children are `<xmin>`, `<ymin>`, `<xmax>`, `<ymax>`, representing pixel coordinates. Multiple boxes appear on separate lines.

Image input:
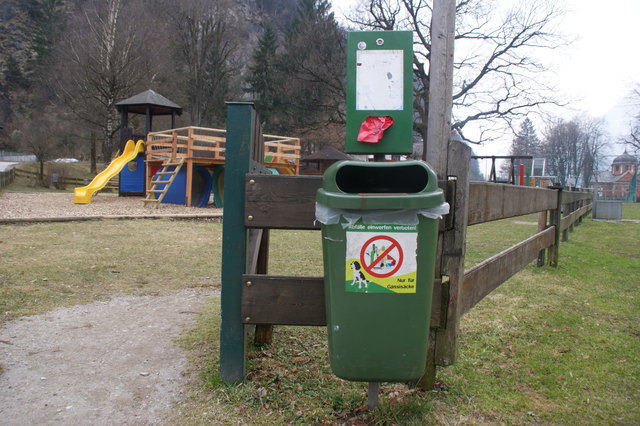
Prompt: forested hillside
<box><xmin>2</xmin><ymin>0</ymin><xmax>590</xmax><ymax>184</ymax></box>
<box><xmin>0</xmin><ymin>0</ymin><xmax>345</xmax><ymax>162</ymax></box>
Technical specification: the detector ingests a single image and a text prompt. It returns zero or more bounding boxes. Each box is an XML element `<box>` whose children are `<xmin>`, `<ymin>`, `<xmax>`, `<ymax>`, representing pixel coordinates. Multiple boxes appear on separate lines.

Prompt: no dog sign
<box><xmin>345</xmin><ymin>223</ymin><xmax>418</xmax><ymax>293</ymax></box>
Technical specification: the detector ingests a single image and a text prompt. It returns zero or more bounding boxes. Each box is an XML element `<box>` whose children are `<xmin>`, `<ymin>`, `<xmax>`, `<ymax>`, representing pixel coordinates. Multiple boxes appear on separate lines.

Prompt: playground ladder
<box><xmin>143</xmin><ymin>158</ymin><xmax>185</xmax><ymax>208</ymax></box>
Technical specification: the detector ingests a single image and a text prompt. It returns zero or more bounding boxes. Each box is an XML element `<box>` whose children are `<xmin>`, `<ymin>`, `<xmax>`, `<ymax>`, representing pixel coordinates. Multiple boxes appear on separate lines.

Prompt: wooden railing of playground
<box><xmin>146</xmin><ymin>126</ymin><xmax>301</xmax><ymax>175</ymax></box>
<box><xmin>218</xmin><ymin>103</ymin><xmax>594</xmax><ymax>387</ymax></box>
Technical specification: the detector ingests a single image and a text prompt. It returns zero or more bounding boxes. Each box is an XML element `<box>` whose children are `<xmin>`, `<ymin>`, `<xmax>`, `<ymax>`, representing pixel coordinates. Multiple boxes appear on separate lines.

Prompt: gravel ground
<box><xmin>0</xmin><ymin>288</ymin><xmax>216</xmax><ymax>425</ymax></box>
<box><xmin>0</xmin><ymin>192</ymin><xmax>222</xmax><ymax>220</ymax></box>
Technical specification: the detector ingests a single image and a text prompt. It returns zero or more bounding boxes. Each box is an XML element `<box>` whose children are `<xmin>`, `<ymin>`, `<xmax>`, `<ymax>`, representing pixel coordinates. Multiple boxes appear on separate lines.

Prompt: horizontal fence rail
<box><xmin>241</xmin><ymin>274</ymin><xmax>445</xmax><ymax>328</ymax></box>
<box><xmin>244</xmin><ymin>175</ymin><xmax>589</xmax><ymax>229</ymax></box>
<box><xmin>460</xmin><ymin>227</ymin><xmax>556</xmax><ymax>315</ymax></box>
<box><xmin>467</xmin><ymin>182</ymin><xmax>557</xmax><ymax>225</ymax></box>
<box><xmin>245</xmin><ymin>174</ymin><xmax>321</xmax><ymax>229</ymax></box>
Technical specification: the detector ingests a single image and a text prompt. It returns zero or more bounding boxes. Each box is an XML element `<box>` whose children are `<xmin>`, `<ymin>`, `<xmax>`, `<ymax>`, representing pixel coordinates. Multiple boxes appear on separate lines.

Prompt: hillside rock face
<box><xmin>0</xmin><ymin>0</ymin><xmax>44</xmax><ymax>76</ymax></box>
<box><xmin>1</xmin><ymin>0</ymin><xmax>70</xmax><ymax>123</ymax></box>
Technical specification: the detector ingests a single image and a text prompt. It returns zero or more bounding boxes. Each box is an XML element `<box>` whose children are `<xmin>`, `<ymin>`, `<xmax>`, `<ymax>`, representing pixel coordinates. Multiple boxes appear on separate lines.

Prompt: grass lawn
<box><xmin>622</xmin><ymin>202</ymin><xmax>640</xmax><ymax>220</ymax></box>
<box><xmin>0</xmin><ymin>215</ymin><xmax>638</xmax><ymax>424</ymax></box>
<box><xmin>0</xmin><ymin>219</ymin><xmax>220</xmax><ymax>324</ymax></box>
<box><xmin>174</xmin><ymin>216</ymin><xmax>639</xmax><ymax>424</ymax></box>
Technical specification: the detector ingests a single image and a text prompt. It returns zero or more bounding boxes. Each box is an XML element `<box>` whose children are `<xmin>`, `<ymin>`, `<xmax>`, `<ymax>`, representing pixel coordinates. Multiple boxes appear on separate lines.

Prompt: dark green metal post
<box><xmin>220</xmin><ymin>102</ymin><xmax>257</xmax><ymax>383</ymax></box>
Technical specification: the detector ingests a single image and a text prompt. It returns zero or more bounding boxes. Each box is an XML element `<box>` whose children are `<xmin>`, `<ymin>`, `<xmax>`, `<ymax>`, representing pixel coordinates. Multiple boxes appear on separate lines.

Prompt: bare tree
<box><xmin>54</xmin><ymin>0</ymin><xmax>152</xmax><ymax>162</ymax></box>
<box><xmin>12</xmin><ymin>108</ymin><xmax>66</xmax><ymax>184</ymax></box>
<box><xmin>349</xmin><ymin>0</ymin><xmax>565</xmax><ymax>144</ymax></box>
<box><xmin>166</xmin><ymin>0</ymin><xmax>238</xmax><ymax>127</ymax></box>
<box><xmin>542</xmin><ymin>117</ymin><xmax>608</xmax><ymax>188</ymax></box>
<box><xmin>623</xmin><ymin>87</ymin><xmax>640</xmax><ymax>154</ymax></box>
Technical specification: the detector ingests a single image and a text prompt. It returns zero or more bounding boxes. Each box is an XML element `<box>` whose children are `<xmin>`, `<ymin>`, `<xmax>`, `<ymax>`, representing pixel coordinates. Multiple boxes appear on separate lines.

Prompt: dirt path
<box><xmin>0</xmin><ymin>288</ymin><xmax>215</xmax><ymax>425</ymax></box>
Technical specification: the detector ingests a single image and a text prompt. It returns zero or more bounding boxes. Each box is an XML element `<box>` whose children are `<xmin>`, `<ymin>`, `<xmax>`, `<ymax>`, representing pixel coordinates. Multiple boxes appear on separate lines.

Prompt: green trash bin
<box><xmin>316</xmin><ymin>160</ymin><xmax>448</xmax><ymax>382</ymax></box>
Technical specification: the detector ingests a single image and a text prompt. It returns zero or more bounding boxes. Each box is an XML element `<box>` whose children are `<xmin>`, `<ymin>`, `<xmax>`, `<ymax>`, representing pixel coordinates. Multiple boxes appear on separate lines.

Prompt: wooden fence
<box><xmin>461</xmin><ymin>184</ymin><xmax>592</xmax><ymax>315</ymax></box>
<box><xmin>239</xmin><ymin>163</ymin><xmax>592</xmax><ymax>365</ymax></box>
<box><xmin>13</xmin><ymin>168</ymin><xmax>118</xmax><ymax>190</ymax></box>
<box><xmin>219</xmin><ymin>104</ymin><xmax>594</xmax><ymax>386</ymax></box>
<box><xmin>0</xmin><ymin>168</ymin><xmax>15</xmax><ymax>189</ymax></box>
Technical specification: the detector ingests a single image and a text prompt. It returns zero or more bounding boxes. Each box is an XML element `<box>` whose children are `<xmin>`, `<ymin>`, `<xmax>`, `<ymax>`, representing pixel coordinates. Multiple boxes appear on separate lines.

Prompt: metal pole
<box><xmin>220</xmin><ymin>103</ymin><xmax>257</xmax><ymax>383</ymax></box>
<box><xmin>367</xmin><ymin>382</ymin><xmax>380</xmax><ymax>410</ymax></box>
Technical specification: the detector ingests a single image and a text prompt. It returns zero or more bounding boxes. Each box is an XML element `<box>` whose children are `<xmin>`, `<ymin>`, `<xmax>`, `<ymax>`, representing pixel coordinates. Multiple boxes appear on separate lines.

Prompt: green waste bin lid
<box><xmin>316</xmin><ymin>160</ymin><xmax>445</xmax><ymax>210</ymax></box>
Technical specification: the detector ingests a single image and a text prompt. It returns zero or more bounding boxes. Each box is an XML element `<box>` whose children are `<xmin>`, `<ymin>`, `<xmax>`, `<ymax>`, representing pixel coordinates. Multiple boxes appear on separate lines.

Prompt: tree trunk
<box><xmin>39</xmin><ymin>159</ymin><xmax>45</xmax><ymax>187</ymax></box>
<box><xmin>90</xmin><ymin>131</ymin><xmax>97</xmax><ymax>174</ymax></box>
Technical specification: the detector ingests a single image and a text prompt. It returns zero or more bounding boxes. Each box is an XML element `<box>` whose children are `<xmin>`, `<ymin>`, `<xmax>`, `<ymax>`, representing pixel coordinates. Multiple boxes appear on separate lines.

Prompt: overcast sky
<box><xmin>332</xmin><ymin>0</ymin><xmax>640</xmax><ymax>156</ymax></box>
<box><xmin>555</xmin><ymin>0</ymin><xmax>640</xmax><ymax>117</ymax></box>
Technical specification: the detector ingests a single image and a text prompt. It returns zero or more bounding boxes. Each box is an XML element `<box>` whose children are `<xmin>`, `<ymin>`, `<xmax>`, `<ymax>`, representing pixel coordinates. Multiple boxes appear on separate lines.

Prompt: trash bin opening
<box><xmin>335</xmin><ymin>164</ymin><xmax>429</xmax><ymax>194</ymax></box>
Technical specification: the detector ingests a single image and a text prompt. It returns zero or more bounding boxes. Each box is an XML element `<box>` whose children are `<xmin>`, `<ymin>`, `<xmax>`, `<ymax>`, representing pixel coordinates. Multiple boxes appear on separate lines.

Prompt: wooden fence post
<box><xmin>568</xmin><ymin>197</ymin><xmax>576</xmax><ymax>235</ymax></box>
<box><xmin>548</xmin><ymin>185</ymin><xmax>563</xmax><ymax>267</ymax></box>
<box><xmin>537</xmin><ymin>210</ymin><xmax>548</xmax><ymax>267</ymax></box>
<box><xmin>433</xmin><ymin>139</ymin><xmax>471</xmax><ymax>367</ymax></box>
<box><xmin>186</xmin><ymin>127</ymin><xmax>194</xmax><ymax>207</ymax></box>
<box><xmin>578</xmin><ymin>193</ymin><xmax>584</xmax><ymax>224</ymax></box>
<box><xmin>251</xmin><ymin>229</ymin><xmax>273</xmax><ymax>345</ymax></box>
<box><xmin>220</xmin><ymin>102</ymin><xmax>258</xmax><ymax>383</ymax></box>
<box><xmin>562</xmin><ymin>197</ymin><xmax>569</xmax><ymax>243</ymax></box>
<box><xmin>418</xmin><ymin>0</ymin><xmax>456</xmax><ymax>389</ymax></box>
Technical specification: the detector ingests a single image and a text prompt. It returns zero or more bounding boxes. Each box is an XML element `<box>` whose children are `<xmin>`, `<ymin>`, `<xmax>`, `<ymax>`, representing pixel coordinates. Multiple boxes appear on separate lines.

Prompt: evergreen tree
<box><xmin>278</xmin><ymin>0</ymin><xmax>345</xmax><ymax>138</ymax></box>
<box><xmin>511</xmin><ymin>118</ymin><xmax>541</xmax><ymax>156</ymax></box>
<box><xmin>1</xmin><ymin>55</ymin><xmax>30</xmax><ymax>120</ymax></box>
<box><xmin>25</xmin><ymin>0</ymin><xmax>67</xmax><ymax>68</ymax></box>
<box><xmin>245</xmin><ymin>25</ymin><xmax>279</xmax><ymax>128</ymax></box>
<box><xmin>3</xmin><ymin>55</ymin><xmax>29</xmax><ymax>94</ymax></box>
<box><xmin>503</xmin><ymin>118</ymin><xmax>540</xmax><ymax>180</ymax></box>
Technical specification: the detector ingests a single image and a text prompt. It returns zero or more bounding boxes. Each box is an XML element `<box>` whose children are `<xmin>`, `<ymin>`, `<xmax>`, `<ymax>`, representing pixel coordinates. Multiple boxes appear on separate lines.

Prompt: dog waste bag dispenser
<box><xmin>346</xmin><ymin>31</ymin><xmax>413</xmax><ymax>155</ymax></box>
<box><xmin>316</xmin><ymin>160</ymin><xmax>448</xmax><ymax>382</ymax></box>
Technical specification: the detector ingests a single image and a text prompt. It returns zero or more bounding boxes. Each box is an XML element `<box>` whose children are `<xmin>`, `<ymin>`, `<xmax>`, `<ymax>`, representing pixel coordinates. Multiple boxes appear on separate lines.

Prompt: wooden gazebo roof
<box><xmin>116</xmin><ymin>89</ymin><xmax>182</xmax><ymax>116</ymax></box>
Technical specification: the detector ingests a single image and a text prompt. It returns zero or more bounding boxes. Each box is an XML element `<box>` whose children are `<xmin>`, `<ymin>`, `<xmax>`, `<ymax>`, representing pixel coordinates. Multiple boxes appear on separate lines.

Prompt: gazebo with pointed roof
<box><xmin>301</xmin><ymin>146</ymin><xmax>354</xmax><ymax>175</ymax></box>
<box><xmin>116</xmin><ymin>89</ymin><xmax>182</xmax><ymax>147</ymax></box>
<box><xmin>114</xmin><ymin>90</ymin><xmax>182</xmax><ymax>196</ymax></box>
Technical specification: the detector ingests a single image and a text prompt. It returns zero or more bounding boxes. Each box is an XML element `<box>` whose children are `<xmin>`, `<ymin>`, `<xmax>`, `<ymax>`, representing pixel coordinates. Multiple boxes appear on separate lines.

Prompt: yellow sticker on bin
<box><xmin>345</xmin><ymin>223</ymin><xmax>417</xmax><ymax>294</ymax></box>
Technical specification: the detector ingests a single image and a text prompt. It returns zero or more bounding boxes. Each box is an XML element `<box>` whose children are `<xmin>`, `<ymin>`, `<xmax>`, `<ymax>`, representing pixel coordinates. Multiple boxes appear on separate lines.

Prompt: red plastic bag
<box><xmin>357</xmin><ymin>116</ymin><xmax>394</xmax><ymax>143</ymax></box>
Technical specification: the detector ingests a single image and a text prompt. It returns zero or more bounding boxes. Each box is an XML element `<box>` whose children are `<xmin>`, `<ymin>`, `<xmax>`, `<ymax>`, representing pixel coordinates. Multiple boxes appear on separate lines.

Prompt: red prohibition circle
<box><xmin>359</xmin><ymin>235</ymin><xmax>403</xmax><ymax>278</ymax></box>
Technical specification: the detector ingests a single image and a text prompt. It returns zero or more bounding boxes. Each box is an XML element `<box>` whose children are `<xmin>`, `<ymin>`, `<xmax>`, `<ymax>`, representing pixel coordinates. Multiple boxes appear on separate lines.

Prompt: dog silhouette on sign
<box><xmin>349</xmin><ymin>260</ymin><xmax>368</xmax><ymax>289</ymax></box>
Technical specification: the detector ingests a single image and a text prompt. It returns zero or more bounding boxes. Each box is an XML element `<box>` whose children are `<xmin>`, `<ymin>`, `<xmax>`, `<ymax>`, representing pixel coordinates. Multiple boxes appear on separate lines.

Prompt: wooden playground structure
<box><xmin>143</xmin><ymin>126</ymin><xmax>301</xmax><ymax>207</ymax></box>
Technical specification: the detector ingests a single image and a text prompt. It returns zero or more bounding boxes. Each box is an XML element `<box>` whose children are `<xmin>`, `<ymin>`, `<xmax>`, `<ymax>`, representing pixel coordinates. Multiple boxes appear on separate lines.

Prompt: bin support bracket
<box><xmin>367</xmin><ymin>382</ymin><xmax>380</xmax><ymax>410</ymax></box>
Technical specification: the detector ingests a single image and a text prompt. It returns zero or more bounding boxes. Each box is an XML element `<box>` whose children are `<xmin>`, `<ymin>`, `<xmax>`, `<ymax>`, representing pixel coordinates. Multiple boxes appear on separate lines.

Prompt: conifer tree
<box><xmin>245</xmin><ymin>25</ymin><xmax>279</xmax><ymax>128</ymax></box>
<box><xmin>278</xmin><ymin>0</ymin><xmax>345</xmax><ymax>132</ymax></box>
<box><xmin>511</xmin><ymin>118</ymin><xmax>541</xmax><ymax>156</ymax></box>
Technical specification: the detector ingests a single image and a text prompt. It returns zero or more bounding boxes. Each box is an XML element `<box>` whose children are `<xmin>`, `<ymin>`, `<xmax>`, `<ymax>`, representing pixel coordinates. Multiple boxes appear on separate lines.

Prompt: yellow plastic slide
<box><xmin>73</xmin><ymin>139</ymin><xmax>145</xmax><ymax>204</ymax></box>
